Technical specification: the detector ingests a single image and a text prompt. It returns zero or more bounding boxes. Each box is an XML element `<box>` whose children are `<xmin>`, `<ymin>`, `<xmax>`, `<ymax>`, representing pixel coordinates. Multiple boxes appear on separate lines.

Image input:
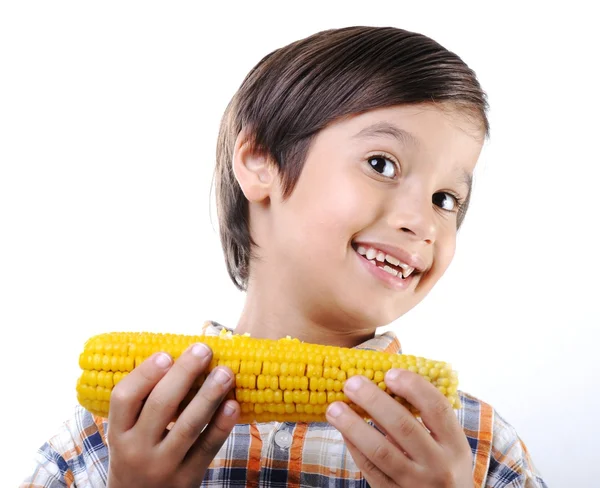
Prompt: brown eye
<box><xmin>433</xmin><ymin>192</ymin><xmax>458</xmax><ymax>211</ymax></box>
<box><xmin>368</xmin><ymin>155</ymin><xmax>396</xmax><ymax>178</ymax></box>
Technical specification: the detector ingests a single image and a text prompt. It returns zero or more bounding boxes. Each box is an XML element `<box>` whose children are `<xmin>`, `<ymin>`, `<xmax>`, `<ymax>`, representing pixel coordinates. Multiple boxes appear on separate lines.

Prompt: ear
<box><xmin>232</xmin><ymin>129</ymin><xmax>277</xmax><ymax>202</ymax></box>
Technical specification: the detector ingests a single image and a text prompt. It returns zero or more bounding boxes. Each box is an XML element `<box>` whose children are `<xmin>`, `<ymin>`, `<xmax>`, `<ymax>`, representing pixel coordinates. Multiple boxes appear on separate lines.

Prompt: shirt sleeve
<box><xmin>20</xmin><ymin>406</ymin><xmax>109</xmax><ymax>488</ymax></box>
<box><xmin>486</xmin><ymin>410</ymin><xmax>548</xmax><ymax>488</ymax></box>
<box><xmin>20</xmin><ymin>442</ymin><xmax>70</xmax><ymax>488</ymax></box>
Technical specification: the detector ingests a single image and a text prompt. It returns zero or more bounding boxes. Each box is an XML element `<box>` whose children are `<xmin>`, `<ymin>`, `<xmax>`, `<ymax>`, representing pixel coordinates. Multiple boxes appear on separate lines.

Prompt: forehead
<box><xmin>317</xmin><ymin>103</ymin><xmax>484</xmax><ymax>173</ymax></box>
<box><xmin>335</xmin><ymin>103</ymin><xmax>484</xmax><ymax>144</ymax></box>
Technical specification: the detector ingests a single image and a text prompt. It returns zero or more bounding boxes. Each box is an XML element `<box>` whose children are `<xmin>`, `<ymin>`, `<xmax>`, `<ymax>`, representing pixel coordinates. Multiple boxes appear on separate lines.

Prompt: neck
<box><xmin>234</xmin><ymin>275</ymin><xmax>377</xmax><ymax>348</ymax></box>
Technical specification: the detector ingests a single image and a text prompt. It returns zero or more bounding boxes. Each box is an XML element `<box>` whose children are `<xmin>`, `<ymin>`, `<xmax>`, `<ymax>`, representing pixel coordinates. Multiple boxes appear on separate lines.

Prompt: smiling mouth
<box><xmin>351</xmin><ymin>243</ymin><xmax>421</xmax><ymax>280</ymax></box>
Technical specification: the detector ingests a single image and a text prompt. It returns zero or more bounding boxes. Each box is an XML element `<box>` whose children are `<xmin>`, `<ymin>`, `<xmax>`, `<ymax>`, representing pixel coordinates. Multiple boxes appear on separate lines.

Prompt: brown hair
<box><xmin>214</xmin><ymin>26</ymin><xmax>489</xmax><ymax>290</ymax></box>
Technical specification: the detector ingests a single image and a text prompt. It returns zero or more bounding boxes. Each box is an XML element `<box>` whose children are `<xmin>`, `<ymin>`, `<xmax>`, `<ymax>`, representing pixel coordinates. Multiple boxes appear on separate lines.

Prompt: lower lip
<box><xmin>354</xmin><ymin>250</ymin><xmax>416</xmax><ymax>291</ymax></box>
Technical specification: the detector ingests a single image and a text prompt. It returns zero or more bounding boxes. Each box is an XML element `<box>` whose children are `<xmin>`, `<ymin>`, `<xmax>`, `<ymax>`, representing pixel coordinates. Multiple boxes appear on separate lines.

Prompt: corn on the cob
<box><xmin>76</xmin><ymin>330</ymin><xmax>460</xmax><ymax>423</ymax></box>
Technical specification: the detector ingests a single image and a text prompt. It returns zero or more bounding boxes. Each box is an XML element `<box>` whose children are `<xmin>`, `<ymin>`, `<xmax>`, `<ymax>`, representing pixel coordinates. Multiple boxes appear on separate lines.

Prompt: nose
<box><xmin>388</xmin><ymin>184</ymin><xmax>436</xmax><ymax>244</ymax></box>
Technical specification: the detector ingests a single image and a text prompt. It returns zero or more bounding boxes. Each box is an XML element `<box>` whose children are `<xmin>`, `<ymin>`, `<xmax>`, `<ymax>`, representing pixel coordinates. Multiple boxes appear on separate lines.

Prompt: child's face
<box><xmin>255</xmin><ymin>103</ymin><xmax>483</xmax><ymax>333</ymax></box>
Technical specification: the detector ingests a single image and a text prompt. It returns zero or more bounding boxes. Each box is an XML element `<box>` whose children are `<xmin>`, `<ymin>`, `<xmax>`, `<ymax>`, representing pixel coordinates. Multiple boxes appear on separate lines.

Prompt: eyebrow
<box><xmin>352</xmin><ymin>121</ymin><xmax>421</xmax><ymax>147</ymax></box>
<box><xmin>457</xmin><ymin>171</ymin><xmax>473</xmax><ymax>226</ymax></box>
<box><xmin>460</xmin><ymin>171</ymin><xmax>473</xmax><ymax>196</ymax></box>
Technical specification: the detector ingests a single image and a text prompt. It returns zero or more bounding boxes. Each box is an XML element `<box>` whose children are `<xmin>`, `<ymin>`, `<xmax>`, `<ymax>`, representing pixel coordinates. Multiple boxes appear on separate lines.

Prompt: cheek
<box><xmin>415</xmin><ymin>233</ymin><xmax>456</xmax><ymax>298</ymax></box>
<box><xmin>435</xmin><ymin>233</ymin><xmax>457</xmax><ymax>274</ymax></box>
<box><xmin>289</xmin><ymin>173</ymin><xmax>371</xmax><ymax>243</ymax></box>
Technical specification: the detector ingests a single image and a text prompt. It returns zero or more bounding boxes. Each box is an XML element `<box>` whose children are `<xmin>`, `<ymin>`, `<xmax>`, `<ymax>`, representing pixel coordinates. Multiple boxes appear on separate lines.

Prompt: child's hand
<box><xmin>105</xmin><ymin>343</ymin><xmax>239</xmax><ymax>488</ymax></box>
<box><xmin>326</xmin><ymin>369</ymin><xmax>473</xmax><ymax>488</ymax></box>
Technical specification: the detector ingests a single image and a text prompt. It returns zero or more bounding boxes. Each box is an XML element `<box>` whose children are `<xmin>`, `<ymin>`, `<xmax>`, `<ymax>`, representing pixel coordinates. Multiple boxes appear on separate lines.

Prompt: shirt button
<box><xmin>274</xmin><ymin>430</ymin><xmax>292</xmax><ymax>449</ymax></box>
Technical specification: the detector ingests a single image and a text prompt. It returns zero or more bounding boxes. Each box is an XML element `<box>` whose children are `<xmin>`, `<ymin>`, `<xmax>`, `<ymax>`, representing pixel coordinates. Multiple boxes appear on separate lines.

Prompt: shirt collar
<box><xmin>201</xmin><ymin>321</ymin><xmax>402</xmax><ymax>355</ymax></box>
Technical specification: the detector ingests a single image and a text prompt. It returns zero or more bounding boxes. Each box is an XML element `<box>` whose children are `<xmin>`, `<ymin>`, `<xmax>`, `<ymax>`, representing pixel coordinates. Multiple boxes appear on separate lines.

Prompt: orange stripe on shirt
<box><xmin>63</xmin><ymin>472</ymin><xmax>74</xmax><ymax>487</ymax></box>
<box><xmin>383</xmin><ymin>335</ymin><xmax>402</xmax><ymax>354</ymax></box>
<box><xmin>472</xmin><ymin>401</ymin><xmax>494</xmax><ymax>487</ymax></box>
<box><xmin>93</xmin><ymin>415</ymin><xmax>107</xmax><ymax>444</ymax></box>
<box><xmin>246</xmin><ymin>423</ymin><xmax>263</xmax><ymax>487</ymax></box>
<box><xmin>287</xmin><ymin>422</ymin><xmax>309</xmax><ymax>487</ymax></box>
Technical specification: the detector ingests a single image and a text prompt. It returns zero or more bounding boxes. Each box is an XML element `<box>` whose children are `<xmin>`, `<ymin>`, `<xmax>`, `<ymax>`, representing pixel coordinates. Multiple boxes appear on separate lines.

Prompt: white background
<box><xmin>1</xmin><ymin>1</ymin><xmax>598</xmax><ymax>486</ymax></box>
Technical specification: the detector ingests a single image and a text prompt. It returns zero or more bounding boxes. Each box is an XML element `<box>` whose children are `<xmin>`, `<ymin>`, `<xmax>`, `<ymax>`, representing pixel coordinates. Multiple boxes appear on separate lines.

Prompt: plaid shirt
<box><xmin>22</xmin><ymin>322</ymin><xmax>547</xmax><ymax>487</ymax></box>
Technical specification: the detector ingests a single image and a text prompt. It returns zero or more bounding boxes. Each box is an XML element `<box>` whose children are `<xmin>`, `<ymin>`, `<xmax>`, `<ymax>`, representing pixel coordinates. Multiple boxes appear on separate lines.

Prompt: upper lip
<box><xmin>352</xmin><ymin>241</ymin><xmax>428</xmax><ymax>273</ymax></box>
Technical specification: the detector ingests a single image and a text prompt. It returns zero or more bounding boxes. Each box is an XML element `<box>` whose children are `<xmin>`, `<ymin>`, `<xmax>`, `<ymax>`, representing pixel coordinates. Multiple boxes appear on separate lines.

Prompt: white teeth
<box><xmin>382</xmin><ymin>265</ymin><xmax>399</xmax><ymax>276</ymax></box>
<box><xmin>355</xmin><ymin>244</ymin><xmax>418</xmax><ymax>278</ymax></box>
<box><xmin>402</xmin><ymin>267</ymin><xmax>415</xmax><ymax>279</ymax></box>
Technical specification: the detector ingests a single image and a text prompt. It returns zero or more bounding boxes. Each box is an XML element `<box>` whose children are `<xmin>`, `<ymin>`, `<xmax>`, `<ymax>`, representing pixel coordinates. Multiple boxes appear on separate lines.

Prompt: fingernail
<box><xmin>386</xmin><ymin>369</ymin><xmax>402</xmax><ymax>382</ymax></box>
<box><xmin>345</xmin><ymin>376</ymin><xmax>363</xmax><ymax>392</ymax></box>
<box><xmin>191</xmin><ymin>343</ymin><xmax>210</xmax><ymax>358</ymax></box>
<box><xmin>212</xmin><ymin>367</ymin><xmax>231</xmax><ymax>385</ymax></box>
<box><xmin>327</xmin><ymin>402</ymin><xmax>344</xmax><ymax>418</ymax></box>
<box><xmin>223</xmin><ymin>402</ymin><xmax>237</xmax><ymax>417</ymax></box>
<box><xmin>154</xmin><ymin>352</ymin><xmax>172</xmax><ymax>368</ymax></box>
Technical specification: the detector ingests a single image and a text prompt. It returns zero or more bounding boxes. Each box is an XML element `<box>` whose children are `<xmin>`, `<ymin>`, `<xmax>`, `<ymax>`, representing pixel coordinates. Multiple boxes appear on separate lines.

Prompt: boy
<box><xmin>22</xmin><ymin>26</ymin><xmax>547</xmax><ymax>487</ymax></box>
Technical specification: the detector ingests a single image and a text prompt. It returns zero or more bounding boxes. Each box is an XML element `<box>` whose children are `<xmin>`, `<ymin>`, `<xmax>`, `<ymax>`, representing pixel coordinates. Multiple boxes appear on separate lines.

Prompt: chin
<box><xmin>336</xmin><ymin>300</ymin><xmax>398</xmax><ymax>331</ymax></box>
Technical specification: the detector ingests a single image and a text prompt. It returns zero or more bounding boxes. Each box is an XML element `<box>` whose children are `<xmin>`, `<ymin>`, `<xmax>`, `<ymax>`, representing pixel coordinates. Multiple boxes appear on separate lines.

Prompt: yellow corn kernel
<box><xmin>76</xmin><ymin>330</ymin><xmax>461</xmax><ymax>422</ymax></box>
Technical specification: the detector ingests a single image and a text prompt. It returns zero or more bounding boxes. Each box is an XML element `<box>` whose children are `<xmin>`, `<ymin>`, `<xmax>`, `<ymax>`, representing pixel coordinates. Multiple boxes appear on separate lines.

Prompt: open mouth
<box><xmin>351</xmin><ymin>242</ymin><xmax>421</xmax><ymax>280</ymax></box>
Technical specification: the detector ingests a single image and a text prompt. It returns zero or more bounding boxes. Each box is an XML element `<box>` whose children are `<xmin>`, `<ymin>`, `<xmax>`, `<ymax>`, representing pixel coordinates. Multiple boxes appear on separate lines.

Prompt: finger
<box><xmin>162</xmin><ymin>366</ymin><xmax>235</xmax><ymax>460</ymax></box>
<box><xmin>342</xmin><ymin>375</ymin><xmax>436</xmax><ymax>462</ymax></box>
<box><xmin>385</xmin><ymin>369</ymin><xmax>465</xmax><ymax>449</ymax></box>
<box><xmin>182</xmin><ymin>399</ymin><xmax>239</xmax><ymax>471</ymax></box>
<box><xmin>342</xmin><ymin>435</ymin><xmax>396</xmax><ymax>488</ymax></box>
<box><xmin>137</xmin><ymin>343</ymin><xmax>212</xmax><ymax>440</ymax></box>
<box><xmin>108</xmin><ymin>352</ymin><xmax>173</xmax><ymax>433</ymax></box>
<box><xmin>326</xmin><ymin>401</ymin><xmax>413</xmax><ymax>481</ymax></box>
